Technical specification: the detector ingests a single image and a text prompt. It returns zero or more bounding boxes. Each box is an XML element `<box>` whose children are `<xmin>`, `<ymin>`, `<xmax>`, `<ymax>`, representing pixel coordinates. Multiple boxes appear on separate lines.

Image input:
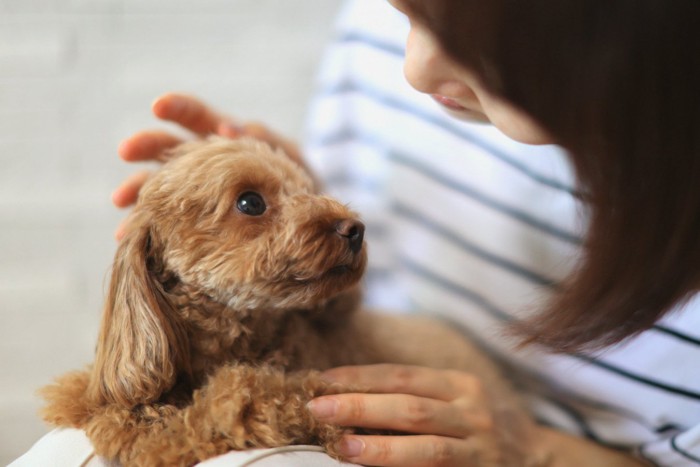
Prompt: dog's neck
<box><xmin>164</xmin><ymin>279</ymin><xmax>364</xmax><ymax>383</ymax></box>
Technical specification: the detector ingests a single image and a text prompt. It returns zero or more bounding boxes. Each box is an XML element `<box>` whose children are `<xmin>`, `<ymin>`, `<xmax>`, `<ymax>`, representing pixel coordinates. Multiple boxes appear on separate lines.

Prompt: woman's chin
<box><xmin>441</xmin><ymin>106</ymin><xmax>492</xmax><ymax>124</ymax></box>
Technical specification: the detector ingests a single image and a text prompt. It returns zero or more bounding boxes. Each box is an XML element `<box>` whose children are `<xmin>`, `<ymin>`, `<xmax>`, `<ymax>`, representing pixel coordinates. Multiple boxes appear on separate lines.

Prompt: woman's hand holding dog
<box><xmin>113</xmin><ymin>93</ymin><xmax>304</xmax><ymax>239</ymax></box>
<box><xmin>309</xmin><ymin>364</ymin><xmax>647</xmax><ymax>467</ymax></box>
<box><xmin>308</xmin><ymin>364</ymin><xmax>540</xmax><ymax>467</ymax></box>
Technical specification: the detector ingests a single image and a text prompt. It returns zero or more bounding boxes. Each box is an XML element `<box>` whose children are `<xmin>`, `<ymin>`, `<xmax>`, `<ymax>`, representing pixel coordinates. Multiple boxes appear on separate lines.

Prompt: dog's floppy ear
<box><xmin>88</xmin><ymin>220</ymin><xmax>190</xmax><ymax>408</ymax></box>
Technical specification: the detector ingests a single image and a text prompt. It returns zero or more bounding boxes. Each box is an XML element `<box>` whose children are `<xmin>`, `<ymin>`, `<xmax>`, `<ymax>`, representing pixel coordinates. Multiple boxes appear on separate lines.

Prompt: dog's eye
<box><xmin>236</xmin><ymin>192</ymin><xmax>266</xmax><ymax>216</ymax></box>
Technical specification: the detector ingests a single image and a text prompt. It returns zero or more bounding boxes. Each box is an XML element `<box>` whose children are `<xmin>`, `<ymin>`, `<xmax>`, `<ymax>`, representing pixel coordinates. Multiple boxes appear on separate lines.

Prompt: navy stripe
<box><xmin>652</xmin><ymin>324</ymin><xmax>700</xmax><ymax>347</ymax></box>
<box><xmin>548</xmin><ymin>392</ymin><xmax>684</xmax><ymax>439</ymax></box>
<box><xmin>337</xmin><ymin>31</ymin><xmax>405</xmax><ymax>58</ymax></box>
<box><xmin>573</xmin><ymin>353</ymin><xmax>700</xmax><ymax>401</ymax></box>
<box><xmin>655</xmin><ymin>424</ymin><xmax>684</xmax><ymax>435</ymax></box>
<box><xmin>535</xmin><ymin>396</ymin><xmax>604</xmax><ymax>443</ymax></box>
<box><xmin>540</xmin><ymin>391</ymin><xmax>684</xmax><ymax>442</ymax></box>
<box><xmin>393</xmin><ymin>201</ymin><xmax>558</xmax><ymax>288</ymax></box>
<box><xmin>400</xmin><ymin>256</ymin><xmax>514</xmax><ymax>322</ymax></box>
<box><xmin>536</xmin><ymin>385</ymin><xmax>682</xmax><ymax>439</ymax></box>
<box><xmin>313</xmin><ymin>80</ymin><xmax>579</xmax><ymax>196</ymax></box>
<box><xmin>540</xmin><ymin>398</ymin><xmax>645</xmax><ymax>451</ymax></box>
<box><xmin>671</xmin><ymin>435</ymin><xmax>700</xmax><ymax>464</ymax></box>
<box><xmin>389</xmin><ymin>151</ymin><xmax>582</xmax><ymax>245</ymax></box>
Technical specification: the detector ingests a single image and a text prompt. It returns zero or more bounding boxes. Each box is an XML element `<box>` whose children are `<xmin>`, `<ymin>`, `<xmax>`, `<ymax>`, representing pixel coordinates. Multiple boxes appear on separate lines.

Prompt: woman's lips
<box><xmin>431</xmin><ymin>94</ymin><xmax>468</xmax><ymax>111</ymax></box>
<box><xmin>430</xmin><ymin>94</ymin><xmax>490</xmax><ymax>123</ymax></box>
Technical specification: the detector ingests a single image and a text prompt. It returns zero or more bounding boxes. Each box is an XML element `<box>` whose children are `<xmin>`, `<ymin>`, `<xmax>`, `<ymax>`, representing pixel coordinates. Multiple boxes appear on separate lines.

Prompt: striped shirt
<box><xmin>304</xmin><ymin>1</ymin><xmax>700</xmax><ymax>465</ymax></box>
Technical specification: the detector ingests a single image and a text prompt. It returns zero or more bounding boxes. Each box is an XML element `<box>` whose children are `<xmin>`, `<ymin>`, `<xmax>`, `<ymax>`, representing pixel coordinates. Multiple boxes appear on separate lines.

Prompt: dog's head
<box><xmin>137</xmin><ymin>136</ymin><xmax>367</xmax><ymax>308</ymax></box>
<box><xmin>90</xmin><ymin>137</ymin><xmax>367</xmax><ymax>407</ymax></box>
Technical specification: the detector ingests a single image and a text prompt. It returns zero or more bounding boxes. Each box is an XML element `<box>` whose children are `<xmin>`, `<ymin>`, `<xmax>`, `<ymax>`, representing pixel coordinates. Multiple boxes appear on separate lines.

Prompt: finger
<box><xmin>111</xmin><ymin>170</ymin><xmax>152</xmax><ymax>208</ymax></box>
<box><xmin>118</xmin><ymin>130</ymin><xmax>185</xmax><ymax>162</ymax></box>
<box><xmin>223</xmin><ymin>120</ymin><xmax>304</xmax><ymax>167</ymax></box>
<box><xmin>337</xmin><ymin>435</ymin><xmax>471</xmax><ymax>467</ymax></box>
<box><xmin>242</xmin><ymin>121</ymin><xmax>304</xmax><ymax>165</ymax></box>
<box><xmin>323</xmin><ymin>364</ymin><xmax>482</xmax><ymax>402</ymax></box>
<box><xmin>114</xmin><ymin>217</ymin><xmax>129</xmax><ymax>242</ymax></box>
<box><xmin>152</xmin><ymin>93</ymin><xmax>226</xmax><ymax>135</ymax></box>
<box><xmin>218</xmin><ymin>120</ymin><xmax>274</xmax><ymax>141</ymax></box>
<box><xmin>309</xmin><ymin>394</ymin><xmax>470</xmax><ymax>438</ymax></box>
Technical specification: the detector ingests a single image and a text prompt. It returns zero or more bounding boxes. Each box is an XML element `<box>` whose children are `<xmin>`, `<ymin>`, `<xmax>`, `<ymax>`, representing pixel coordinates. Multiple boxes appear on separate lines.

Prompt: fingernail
<box><xmin>338</xmin><ymin>437</ymin><xmax>364</xmax><ymax>458</ymax></box>
<box><xmin>306</xmin><ymin>398</ymin><xmax>338</xmax><ymax>419</ymax></box>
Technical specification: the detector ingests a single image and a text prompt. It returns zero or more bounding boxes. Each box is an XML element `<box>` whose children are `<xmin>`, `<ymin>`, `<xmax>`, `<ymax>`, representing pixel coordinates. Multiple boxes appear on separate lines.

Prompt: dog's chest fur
<box><xmin>167</xmin><ymin>281</ymin><xmax>375</xmax><ymax>389</ymax></box>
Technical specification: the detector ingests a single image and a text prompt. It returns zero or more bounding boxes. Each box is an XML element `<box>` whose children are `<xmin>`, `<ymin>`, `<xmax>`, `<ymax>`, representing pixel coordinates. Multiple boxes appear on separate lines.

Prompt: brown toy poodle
<box><xmin>40</xmin><ymin>137</ymin><xmax>533</xmax><ymax>466</ymax></box>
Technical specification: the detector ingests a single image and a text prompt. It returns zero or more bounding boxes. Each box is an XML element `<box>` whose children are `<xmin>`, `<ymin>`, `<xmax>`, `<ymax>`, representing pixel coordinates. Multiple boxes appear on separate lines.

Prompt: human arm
<box><xmin>536</xmin><ymin>427</ymin><xmax>649</xmax><ymax>467</ymax></box>
<box><xmin>308</xmin><ymin>364</ymin><xmax>648</xmax><ymax>467</ymax></box>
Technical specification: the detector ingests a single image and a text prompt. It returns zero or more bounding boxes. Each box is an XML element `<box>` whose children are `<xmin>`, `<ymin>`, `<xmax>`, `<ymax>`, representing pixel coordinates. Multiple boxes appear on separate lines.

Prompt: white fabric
<box><xmin>10</xmin><ymin>429</ymin><xmax>359</xmax><ymax>467</ymax></box>
<box><xmin>199</xmin><ymin>446</ymin><xmax>359</xmax><ymax>467</ymax></box>
<box><xmin>9</xmin><ymin>429</ymin><xmax>102</xmax><ymax>467</ymax></box>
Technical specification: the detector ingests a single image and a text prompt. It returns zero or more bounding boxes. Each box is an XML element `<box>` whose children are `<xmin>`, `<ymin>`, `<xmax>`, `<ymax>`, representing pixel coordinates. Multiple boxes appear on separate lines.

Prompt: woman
<box><xmin>113</xmin><ymin>0</ymin><xmax>700</xmax><ymax>465</ymax></box>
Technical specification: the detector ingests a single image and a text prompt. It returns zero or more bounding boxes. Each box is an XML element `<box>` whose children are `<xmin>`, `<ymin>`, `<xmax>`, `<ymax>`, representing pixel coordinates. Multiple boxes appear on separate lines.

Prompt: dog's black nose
<box><xmin>335</xmin><ymin>219</ymin><xmax>365</xmax><ymax>253</ymax></box>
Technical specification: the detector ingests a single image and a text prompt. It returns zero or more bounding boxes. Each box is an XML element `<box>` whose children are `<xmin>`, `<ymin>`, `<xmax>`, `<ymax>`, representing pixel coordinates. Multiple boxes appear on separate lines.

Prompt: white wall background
<box><xmin>0</xmin><ymin>0</ymin><xmax>343</xmax><ymax>462</ymax></box>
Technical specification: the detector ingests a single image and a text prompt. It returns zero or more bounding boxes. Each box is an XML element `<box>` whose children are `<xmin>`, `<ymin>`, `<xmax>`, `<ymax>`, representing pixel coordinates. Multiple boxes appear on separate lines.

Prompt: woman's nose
<box><xmin>403</xmin><ymin>26</ymin><xmax>457</xmax><ymax>94</ymax></box>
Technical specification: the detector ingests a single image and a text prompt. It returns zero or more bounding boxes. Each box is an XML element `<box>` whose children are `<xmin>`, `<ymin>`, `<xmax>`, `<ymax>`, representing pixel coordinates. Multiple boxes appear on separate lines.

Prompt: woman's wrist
<box><xmin>533</xmin><ymin>425</ymin><xmax>648</xmax><ymax>467</ymax></box>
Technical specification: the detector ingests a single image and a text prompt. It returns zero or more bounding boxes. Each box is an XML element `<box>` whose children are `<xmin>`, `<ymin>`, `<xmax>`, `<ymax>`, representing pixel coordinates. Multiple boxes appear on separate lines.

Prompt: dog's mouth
<box><xmin>316</xmin><ymin>262</ymin><xmax>360</xmax><ymax>282</ymax></box>
<box><xmin>326</xmin><ymin>264</ymin><xmax>352</xmax><ymax>275</ymax></box>
<box><xmin>291</xmin><ymin>251</ymin><xmax>367</xmax><ymax>285</ymax></box>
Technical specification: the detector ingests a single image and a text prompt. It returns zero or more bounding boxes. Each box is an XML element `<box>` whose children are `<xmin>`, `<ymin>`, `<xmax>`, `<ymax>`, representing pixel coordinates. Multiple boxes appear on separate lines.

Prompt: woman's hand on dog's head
<box><xmin>112</xmin><ymin>93</ymin><xmax>304</xmax><ymax>240</ymax></box>
<box><xmin>117</xmin><ymin>94</ymin><xmax>229</xmax><ymax>166</ymax></box>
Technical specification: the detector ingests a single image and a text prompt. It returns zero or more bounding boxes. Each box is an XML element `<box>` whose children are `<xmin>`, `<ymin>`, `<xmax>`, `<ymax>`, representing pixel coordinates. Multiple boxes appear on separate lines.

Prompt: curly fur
<box><xmin>40</xmin><ymin>137</ymin><xmax>534</xmax><ymax>466</ymax></box>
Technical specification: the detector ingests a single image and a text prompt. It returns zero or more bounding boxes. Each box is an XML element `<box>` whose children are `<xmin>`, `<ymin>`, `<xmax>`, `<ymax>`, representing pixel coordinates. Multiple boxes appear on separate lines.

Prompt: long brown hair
<box><xmin>405</xmin><ymin>0</ymin><xmax>700</xmax><ymax>351</ymax></box>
